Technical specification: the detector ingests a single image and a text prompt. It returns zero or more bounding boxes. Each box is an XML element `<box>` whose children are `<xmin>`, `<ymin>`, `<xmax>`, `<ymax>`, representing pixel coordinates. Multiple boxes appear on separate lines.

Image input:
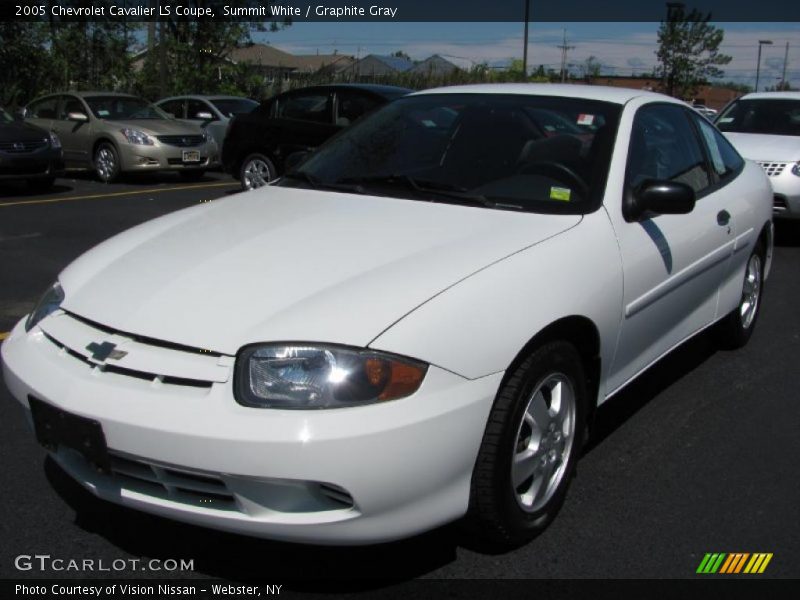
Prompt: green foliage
<box><xmin>655</xmin><ymin>6</ymin><xmax>732</xmax><ymax>99</ymax></box>
<box><xmin>0</xmin><ymin>22</ymin><xmax>51</xmax><ymax>107</ymax></box>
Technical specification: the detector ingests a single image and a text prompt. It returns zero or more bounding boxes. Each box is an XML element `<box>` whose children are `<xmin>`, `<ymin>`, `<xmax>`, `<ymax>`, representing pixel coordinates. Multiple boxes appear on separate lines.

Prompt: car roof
<box><xmin>411</xmin><ymin>83</ymin><xmax>678</xmax><ymax>105</ymax></box>
<box><xmin>738</xmin><ymin>91</ymin><xmax>800</xmax><ymax>101</ymax></box>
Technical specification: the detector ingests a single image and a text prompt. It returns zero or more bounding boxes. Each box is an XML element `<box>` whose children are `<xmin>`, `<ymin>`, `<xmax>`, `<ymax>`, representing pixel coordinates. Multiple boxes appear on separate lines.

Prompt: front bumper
<box><xmin>0</xmin><ymin>148</ymin><xmax>65</xmax><ymax>181</ymax></box>
<box><xmin>1</xmin><ymin>317</ymin><xmax>499</xmax><ymax>544</ymax></box>
<box><xmin>758</xmin><ymin>163</ymin><xmax>800</xmax><ymax>219</ymax></box>
<box><xmin>117</xmin><ymin>140</ymin><xmax>220</xmax><ymax>173</ymax></box>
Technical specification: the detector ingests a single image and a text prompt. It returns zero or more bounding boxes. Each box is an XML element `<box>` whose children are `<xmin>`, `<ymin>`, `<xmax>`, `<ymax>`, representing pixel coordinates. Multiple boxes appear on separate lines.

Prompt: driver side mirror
<box><xmin>195</xmin><ymin>111</ymin><xmax>214</xmax><ymax>121</ymax></box>
<box><xmin>67</xmin><ymin>111</ymin><xmax>89</xmax><ymax>122</ymax></box>
<box><xmin>624</xmin><ymin>180</ymin><xmax>695</xmax><ymax>221</ymax></box>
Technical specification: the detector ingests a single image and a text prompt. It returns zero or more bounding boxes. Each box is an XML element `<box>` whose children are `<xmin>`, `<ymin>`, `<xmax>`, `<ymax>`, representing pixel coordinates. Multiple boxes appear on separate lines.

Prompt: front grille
<box><xmin>758</xmin><ymin>162</ymin><xmax>787</xmax><ymax>177</ymax></box>
<box><xmin>0</xmin><ymin>139</ymin><xmax>47</xmax><ymax>153</ymax></box>
<box><xmin>110</xmin><ymin>453</ymin><xmax>239</xmax><ymax>512</ymax></box>
<box><xmin>157</xmin><ymin>135</ymin><xmax>204</xmax><ymax>147</ymax></box>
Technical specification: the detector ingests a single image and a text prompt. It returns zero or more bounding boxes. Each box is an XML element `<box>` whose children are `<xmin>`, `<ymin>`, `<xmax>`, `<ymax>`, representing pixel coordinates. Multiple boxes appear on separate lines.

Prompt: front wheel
<box><xmin>715</xmin><ymin>243</ymin><xmax>765</xmax><ymax>349</ymax></box>
<box><xmin>94</xmin><ymin>142</ymin><xmax>120</xmax><ymax>183</ymax></box>
<box><xmin>239</xmin><ymin>153</ymin><xmax>275</xmax><ymax>191</ymax></box>
<box><xmin>466</xmin><ymin>341</ymin><xmax>587</xmax><ymax>548</ymax></box>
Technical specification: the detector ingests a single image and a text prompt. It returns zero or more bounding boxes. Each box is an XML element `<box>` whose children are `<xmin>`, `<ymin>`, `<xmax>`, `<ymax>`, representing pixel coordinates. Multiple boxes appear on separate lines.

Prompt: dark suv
<box><xmin>222</xmin><ymin>84</ymin><xmax>411</xmax><ymax>190</ymax></box>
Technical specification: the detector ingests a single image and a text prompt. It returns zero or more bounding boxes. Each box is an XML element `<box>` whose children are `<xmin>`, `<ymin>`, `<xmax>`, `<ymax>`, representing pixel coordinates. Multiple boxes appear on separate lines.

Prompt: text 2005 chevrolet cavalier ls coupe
<box><xmin>2</xmin><ymin>85</ymin><xmax>773</xmax><ymax>547</ymax></box>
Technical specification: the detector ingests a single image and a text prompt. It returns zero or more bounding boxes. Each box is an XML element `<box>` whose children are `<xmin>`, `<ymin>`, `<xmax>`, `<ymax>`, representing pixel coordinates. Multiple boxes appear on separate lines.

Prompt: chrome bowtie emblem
<box><xmin>86</xmin><ymin>341</ymin><xmax>128</xmax><ymax>361</ymax></box>
<box><xmin>13</xmin><ymin>142</ymin><xmax>24</xmax><ymax>151</ymax></box>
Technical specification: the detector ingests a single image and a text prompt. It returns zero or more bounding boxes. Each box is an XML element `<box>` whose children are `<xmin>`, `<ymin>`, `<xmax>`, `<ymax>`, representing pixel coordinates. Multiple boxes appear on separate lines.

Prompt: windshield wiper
<box><xmin>335</xmin><ymin>175</ymin><xmax>519</xmax><ymax>210</ymax></box>
<box><xmin>282</xmin><ymin>171</ymin><xmax>365</xmax><ymax>194</ymax></box>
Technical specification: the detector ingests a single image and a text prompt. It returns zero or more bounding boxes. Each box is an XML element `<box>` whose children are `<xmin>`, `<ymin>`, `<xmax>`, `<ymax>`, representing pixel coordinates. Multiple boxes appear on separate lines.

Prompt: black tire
<box><xmin>26</xmin><ymin>177</ymin><xmax>55</xmax><ymax>192</ymax></box>
<box><xmin>466</xmin><ymin>341</ymin><xmax>588</xmax><ymax>548</ymax></box>
<box><xmin>179</xmin><ymin>169</ymin><xmax>206</xmax><ymax>182</ymax></box>
<box><xmin>715</xmin><ymin>242</ymin><xmax>766</xmax><ymax>350</ymax></box>
<box><xmin>94</xmin><ymin>142</ymin><xmax>120</xmax><ymax>183</ymax></box>
<box><xmin>239</xmin><ymin>153</ymin><xmax>275</xmax><ymax>191</ymax></box>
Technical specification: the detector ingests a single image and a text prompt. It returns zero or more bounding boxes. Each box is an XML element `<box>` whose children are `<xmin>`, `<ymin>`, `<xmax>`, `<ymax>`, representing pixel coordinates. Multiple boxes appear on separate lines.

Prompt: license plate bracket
<box><xmin>29</xmin><ymin>396</ymin><xmax>111</xmax><ymax>474</ymax></box>
<box><xmin>182</xmin><ymin>150</ymin><xmax>201</xmax><ymax>163</ymax></box>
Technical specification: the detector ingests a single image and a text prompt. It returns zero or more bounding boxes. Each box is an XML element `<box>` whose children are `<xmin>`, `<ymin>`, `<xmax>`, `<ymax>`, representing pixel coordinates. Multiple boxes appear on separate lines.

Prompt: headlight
<box><xmin>792</xmin><ymin>162</ymin><xmax>800</xmax><ymax>177</ymax></box>
<box><xmin>48</xmin><ymin>131</ymin><xmax>61</xmax><ymax>149</ymax></box>
<box><xmin>25</xmin><ymin>282</ymin><xmax>64</xmax><ymax>332</ymax></box>
<box><xmin>120</xmin><ymin>128</ymin><xmax>154</xmax><ymax>145</ymax></box>
<box><xmin>236</xmin><ymin>344</ymin><xmax>428</xmax><ymax>409</ymax></box>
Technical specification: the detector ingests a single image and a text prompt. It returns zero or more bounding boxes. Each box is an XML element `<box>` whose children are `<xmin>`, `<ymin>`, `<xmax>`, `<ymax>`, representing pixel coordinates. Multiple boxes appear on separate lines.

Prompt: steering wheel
<box><xmin>516</xmin><ymin>161</ymin><xmax>589</xmax><ymax>199</ymax></box>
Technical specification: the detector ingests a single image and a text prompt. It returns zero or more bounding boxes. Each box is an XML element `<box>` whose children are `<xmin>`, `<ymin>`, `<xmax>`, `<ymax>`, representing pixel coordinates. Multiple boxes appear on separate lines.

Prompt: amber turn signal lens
<box><xmin>378</xmin><ymin>361</ymin><xmax>426</xmax><ymax>401</ymax></box>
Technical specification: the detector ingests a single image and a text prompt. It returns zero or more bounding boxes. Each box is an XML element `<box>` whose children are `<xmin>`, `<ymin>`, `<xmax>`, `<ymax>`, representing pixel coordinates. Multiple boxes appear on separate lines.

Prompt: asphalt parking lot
<box><xmin>1</xmin><ymin>173</ymin><xmax>799</xmax><ymax>585</ymax></box>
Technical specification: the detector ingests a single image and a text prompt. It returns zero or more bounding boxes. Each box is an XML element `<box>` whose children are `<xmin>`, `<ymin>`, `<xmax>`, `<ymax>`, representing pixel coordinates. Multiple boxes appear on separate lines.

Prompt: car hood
<box><xmin>59</xmin><ymin>187</ymin><xmax>581</xmax><ymax>355</ymax></box>
<box><xmin>0</xmin><ymin>120</ymin><xmax>49</xmax><ymax>143</ymax></box>
<box><xmin>722</xmin><ymin>132</ymin><xmax>800</xmax><ymax>162</ymax></box>
<box><xmin>103</xmin><ymin>118</ymin><xmax>202</xmax><ymax>136</ymax></box>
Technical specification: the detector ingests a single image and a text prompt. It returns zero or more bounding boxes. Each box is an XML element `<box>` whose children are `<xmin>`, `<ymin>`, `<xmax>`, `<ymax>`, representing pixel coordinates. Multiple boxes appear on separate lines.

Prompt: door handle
<box><xmin>717</xmin><ymin>210</ymin><xmax>731</xmax><ymax>226</ymax></box>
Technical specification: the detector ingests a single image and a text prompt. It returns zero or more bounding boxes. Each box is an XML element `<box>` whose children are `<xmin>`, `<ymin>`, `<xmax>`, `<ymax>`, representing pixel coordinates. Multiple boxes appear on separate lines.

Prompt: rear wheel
<box><xmin>715</xmin><ymin>243</ymin><xmax>765</xmax><ymax>349</ymax></box>
<box><xmin>240</xmin><ymin>153</ymin><xmax>275</xmax><ymax>191</ymax></box>
<box><xmin>466</xmin><ymin>341</ymin><xmax>587</xmax><ymax>548</ymax></box>
<box><xmin>94</xmin><ymin>142</ymin><xmax>120</xmax><ymax>183</ymax></box>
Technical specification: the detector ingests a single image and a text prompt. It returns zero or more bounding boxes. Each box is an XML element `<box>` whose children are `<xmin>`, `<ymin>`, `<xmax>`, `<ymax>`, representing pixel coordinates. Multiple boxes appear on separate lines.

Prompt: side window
<box><xmin>627</xmin><ymin>104</ymin><xmax>711</xmax><ymax>195</ymax></box>
<box><xmin>692</xmin><ymin>114</ymin><xmax>745</xmax><ymax>181</ymax></box>
<box><xmin>159</xmin><ymin>99</ymin><xmax>184</xmax><ymax>118</ymax></box>
<box><xmin>187</xmin><ymin>99</ymin><xmax>216</xmax><ymax>121</ymax></box>
<box><xmin>27</xmin><ymin>96</ymin><xmax>59</xmax><ymax>119</ymax></box>
<box><xmin>58</xmin><ymin>95</ymin><xmax>85</xmax><ymax>120</ymax></box>
<box><xmin>275</xmin><ymin>92</ymin><xmax>331</xmax><ymax>124</ymax></box>
<box><xmin>335</xmin><ymin>91</ymin><xmax>381</xmax><ymax>126</ymax></box>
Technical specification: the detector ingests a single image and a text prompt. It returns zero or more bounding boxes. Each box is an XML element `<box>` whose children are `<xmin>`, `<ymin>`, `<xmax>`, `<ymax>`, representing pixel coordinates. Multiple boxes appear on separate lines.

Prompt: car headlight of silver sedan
<box><xmin>120</xmin><ymin>128</ymin><xmax>154</xmax><ymax>145</ymax></box>
<box><xmin>25</xmin><ymin>282</ymin><xmax>64</xmax><ymax>332</ymax></box>
<box><xmin>235</xmin><ymin>344</ymin><xmax>428</xmax><ymax>409</ymax></box>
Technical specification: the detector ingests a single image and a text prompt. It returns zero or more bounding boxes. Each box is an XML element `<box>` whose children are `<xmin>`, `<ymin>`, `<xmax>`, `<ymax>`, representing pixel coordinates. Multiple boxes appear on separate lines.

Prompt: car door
<box><xmin>271</xmin><ymin>89</ymin><xmax>337</xmax><ymax>157</ymax></box>
<box><xmin>605</xmin><ymin>102</ymin><xmax>736</xmax><ymax>394</ymax></box>
<box><xmin>52</xmin><ymin>94</ymin><xmax>93</xmax><ymax>167</ymax></box>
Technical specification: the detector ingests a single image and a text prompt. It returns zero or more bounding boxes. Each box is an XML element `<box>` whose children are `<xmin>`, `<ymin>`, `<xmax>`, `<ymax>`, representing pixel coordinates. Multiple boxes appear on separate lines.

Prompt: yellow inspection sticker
<box><xmin>550</xmin><ymin>186</ymin><xmax>572</xmax><ymax>201</ymax></box>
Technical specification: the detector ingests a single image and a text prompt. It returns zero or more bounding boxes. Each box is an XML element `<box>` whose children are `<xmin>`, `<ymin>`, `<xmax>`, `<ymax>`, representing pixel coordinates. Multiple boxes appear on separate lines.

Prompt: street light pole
<box><xmin>522</xmin><ymin>0</ymin><xmax>530</xmax><ymax>80</ymax></box>
<box><xmin>755</xmin><ymin>39</ymin><xmax>773</xmax><ymax>92</ymax></box>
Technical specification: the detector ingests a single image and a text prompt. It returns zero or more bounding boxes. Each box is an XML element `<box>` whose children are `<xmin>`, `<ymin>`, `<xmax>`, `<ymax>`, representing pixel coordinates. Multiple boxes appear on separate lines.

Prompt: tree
<box><xmin>0</xmin><ymin>22</ymin><xmax>51</xmax><ymax>107</ymax></box>
<box><xmin>655</xmin><ymin>6</ymin><xmax>731</xmax><ymax>99</ymax></box>
<box><xmin>581</xmin><ymin>56</ymin><xmax>602</xmax><ymax>80</ymax></box>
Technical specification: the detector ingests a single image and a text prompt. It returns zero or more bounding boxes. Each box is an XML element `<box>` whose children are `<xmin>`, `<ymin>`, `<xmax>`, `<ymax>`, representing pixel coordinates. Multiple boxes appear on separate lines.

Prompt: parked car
<box><xmin>0</xmin><ymin>106</ymin><xmax>64</xmax><ymax>191</ymax></box>
<box><xmin>222</xmin><ymin>83</ymin><xmax>411</xmax><ymax>190</ymax></box>
<box><xmin>2</xmin><ymin>84</ymin><xmax>773</xmax><ymax>547</ymax></box>
<box><xmin>155</xmin><ymin>95</ymin><xmax>258</xmax><ymax>150</ymax></box>
<box><xmin>715</xmin><ymin>91</ymin><xmax>800</xmax><ymax>219</ymax></box>
<box><xmin>24</xmin><ymin>92</ymin><xmax>219</xmax><ymax>183</ymax></box>
<box><xmin>692</xmin><ymin>104</ymin><xmax>718</xmax><ymax>120</ymax></box>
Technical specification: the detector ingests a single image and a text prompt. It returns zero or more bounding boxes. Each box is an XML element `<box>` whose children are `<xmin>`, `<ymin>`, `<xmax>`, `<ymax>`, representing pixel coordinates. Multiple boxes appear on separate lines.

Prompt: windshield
<box><xmin>84</xmin><ymin>96</ymin><xmax>167</xmax><ymax>120</ymax></box>
<box><xmin>278</xmin><ymin>94</ymin><xmax>621</xmax><ymax>214</ymax></box>
<box><xmin>0</xmin><ymin>107</ymin><xmax>13</xmax><ymax>123</ymax></box>
<box><xmin>211</xmin><ymin>98</ymin><xmax>258</xmax><ymax>118</ymax></box>
<box><xmin>717</xmin><ymin>98</ymin><xmax>800</xmax><ymax>136</ymax></box>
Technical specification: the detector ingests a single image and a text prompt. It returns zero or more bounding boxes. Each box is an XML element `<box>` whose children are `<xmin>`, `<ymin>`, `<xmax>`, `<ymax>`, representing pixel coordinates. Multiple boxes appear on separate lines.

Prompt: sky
<box><xmin>253</xmin><ymin>21</ymin><xmax>800</xmax><ymax>88</ymax></box>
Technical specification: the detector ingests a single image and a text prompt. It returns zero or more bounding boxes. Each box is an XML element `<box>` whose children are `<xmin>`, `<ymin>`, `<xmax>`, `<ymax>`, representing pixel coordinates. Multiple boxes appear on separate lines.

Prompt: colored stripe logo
<box><xmin>697</xmin><ymin>552</ymin><xmax>773</xmax><ymax>574</ymax></box>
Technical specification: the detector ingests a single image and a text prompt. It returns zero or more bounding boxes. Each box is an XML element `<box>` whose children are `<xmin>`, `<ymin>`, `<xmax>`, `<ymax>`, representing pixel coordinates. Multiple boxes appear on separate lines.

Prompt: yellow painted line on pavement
<box><xmin>0</xmin><ymin>332</ymin><xmax>9</xmax><ymax>341</ymax></box>
<box><xmin>0</xmin><ymin>182</ymin><xmax>233</xmax><ymax>208</ymax></box>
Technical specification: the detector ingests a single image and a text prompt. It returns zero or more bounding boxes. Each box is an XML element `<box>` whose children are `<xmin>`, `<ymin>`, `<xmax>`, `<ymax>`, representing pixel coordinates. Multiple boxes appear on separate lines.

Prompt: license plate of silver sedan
<box><xmin>0</xmin><ymin>84</ymin><xmax>774</xmax><ymax>547</ymax></box>
<box><xmin>182</xmin><ymin>150</ymin><xmax>201</xmax><ymax>163</ymax></box>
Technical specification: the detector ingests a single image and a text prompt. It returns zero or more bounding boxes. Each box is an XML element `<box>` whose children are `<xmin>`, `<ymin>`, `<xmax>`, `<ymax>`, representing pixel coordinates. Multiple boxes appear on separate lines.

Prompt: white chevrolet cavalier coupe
<box><xmin>2</xmin><ymin>85</ymin><xmax>773</xmax><ymax>547</ymax></box>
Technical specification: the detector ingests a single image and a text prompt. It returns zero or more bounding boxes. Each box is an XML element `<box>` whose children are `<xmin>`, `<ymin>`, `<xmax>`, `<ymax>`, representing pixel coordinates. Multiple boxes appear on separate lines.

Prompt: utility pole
<box><xmin>522</xmin><ymin>0</ymin><xmax>530</xmax><ymax>79</ymax></box>
<box><xmin>755</xmin><ymin>39</ymin><xmax>773</xmax><ymax>92</ymax></box>
<box><xmin>781</xmin><ymin>42</ymin><xmax>790</xmax><ymax>88</ymax></box>
<box><xmin>557</xmin><ymin>29</ymin><xmax>575</xmax><ymax>83</ymax></box>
